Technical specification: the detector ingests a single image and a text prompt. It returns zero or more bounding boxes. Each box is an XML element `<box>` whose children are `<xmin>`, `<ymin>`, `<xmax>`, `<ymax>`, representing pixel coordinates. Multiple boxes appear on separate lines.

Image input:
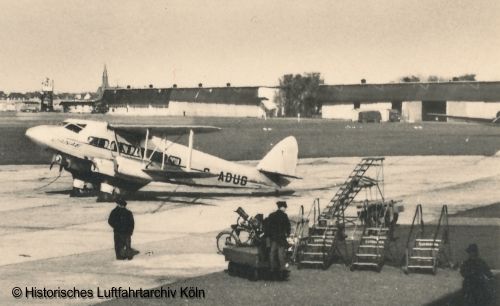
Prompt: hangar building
<box><xmin>101</xmin><ymin>86</ymin><xmax>278</xmax><ymax>117</ymax></box>
<box><xmin>319</xmin><ymin>81</ymin><xmax>500</xmax><ymax>122</ymax></box>
<box><xmin>98</xmin><ymin>77</ymin><xmax>500</xmax><ymax>121</ymax></box>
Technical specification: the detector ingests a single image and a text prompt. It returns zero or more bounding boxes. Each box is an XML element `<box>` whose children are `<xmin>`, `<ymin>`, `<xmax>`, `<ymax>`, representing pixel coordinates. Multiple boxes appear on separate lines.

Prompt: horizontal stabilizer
<box><xmin>259</xmin><ymin>170</ymin><xmax>301</xmax><ymax>179</ymax></box>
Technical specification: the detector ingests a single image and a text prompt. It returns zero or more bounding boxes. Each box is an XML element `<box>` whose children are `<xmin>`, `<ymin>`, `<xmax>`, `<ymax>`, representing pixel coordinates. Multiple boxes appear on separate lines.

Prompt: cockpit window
<box><xmin>64</xmin><ymin>124</ymin><xmax>82</xmax><ymax>133</ymax></box>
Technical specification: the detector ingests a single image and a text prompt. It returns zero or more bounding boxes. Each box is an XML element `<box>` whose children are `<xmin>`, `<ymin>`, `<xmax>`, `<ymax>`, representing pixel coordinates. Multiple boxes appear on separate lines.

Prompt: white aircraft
<box><xmin>26</xmin><ymin>119</ymin><xmax>299</xmax><ymax>201</ymax></box>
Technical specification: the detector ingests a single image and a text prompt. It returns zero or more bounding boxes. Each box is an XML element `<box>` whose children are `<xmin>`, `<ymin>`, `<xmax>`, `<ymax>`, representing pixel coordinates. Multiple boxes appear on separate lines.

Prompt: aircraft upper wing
<box><xmin>108</xmin><ymin>124</ymin><xmax>222</xmax><ymax>136</ymax></box>
<box><xmin>429</xmin><ymin>113</ymin><xmax>500</xmax><ymax>124</ymax></box>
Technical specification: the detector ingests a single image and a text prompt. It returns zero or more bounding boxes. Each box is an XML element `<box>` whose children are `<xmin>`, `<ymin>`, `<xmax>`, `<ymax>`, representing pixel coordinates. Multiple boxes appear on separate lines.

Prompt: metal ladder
<box><xmin>297</xmin><ymin>158</ymin><xmax>385</xmax><ymax>269</ymax></box>
<box><xmin>350</xmin><ymin>200</ymin><xmax>395</xmax><ymax>272</ymax></box>
<box><xmin>319</xmin><ymin>157</ymin><xmax>385</xmax><ymax>224</ymax></box>
<box><xmin>404</xmin><ymin>205</ymin><xmax>452</xmax><ymax>274</ymax></box>
<box><xmin>296</xmin><ymin>199</ymin><xmax>340</xmax><ymax>269</ymax></box>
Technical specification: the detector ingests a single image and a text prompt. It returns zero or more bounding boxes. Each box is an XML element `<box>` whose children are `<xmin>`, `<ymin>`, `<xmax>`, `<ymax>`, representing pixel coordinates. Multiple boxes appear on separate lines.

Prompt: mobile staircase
<box><xmin>296</xmin><ymin>157</ymin><xmax>386</xmax><ymax>269</ymax></box>
<box><xmin>403</xmin><ymin>204</ymin><xmax>452</xmax><ymax>274</ymax></box>
<box><xmin>350</xmin><ymin>200</ymin><xmax>395</xmax><ymax>272</ymax></box>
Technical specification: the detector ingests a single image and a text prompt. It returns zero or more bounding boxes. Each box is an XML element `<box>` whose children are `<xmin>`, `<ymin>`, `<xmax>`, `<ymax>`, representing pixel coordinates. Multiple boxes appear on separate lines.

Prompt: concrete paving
<box><xmin>1</xmin><ymin>156</ymin><xmax>499</xmax><ymax>305</ymax></box>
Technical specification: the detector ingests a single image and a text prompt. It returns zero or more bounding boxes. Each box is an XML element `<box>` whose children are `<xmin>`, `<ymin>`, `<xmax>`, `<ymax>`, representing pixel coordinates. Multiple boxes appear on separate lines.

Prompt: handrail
<box><xmin>432</xmin><ymin>205</ymin><xmax>448</xmax><ymax>250</ymax></box>
<box><xmin>405</xmin><ymin>204</ymin><xmax>424</xmax><ymax>254</ymax></box>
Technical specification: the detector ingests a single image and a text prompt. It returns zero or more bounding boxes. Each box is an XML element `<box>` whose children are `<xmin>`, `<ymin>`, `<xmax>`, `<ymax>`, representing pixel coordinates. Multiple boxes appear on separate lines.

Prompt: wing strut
<box><xmin>143</xmin><ymin>128</ymin><xmax>150</xmax><ymax>162</ymax></box>
<box><xmin>187</xmin><ymin>129</ymin><xmax>194</xmax><ymax>171</ymax></box>
<box><xmin>161</xmin><ymin>137</ymin><xmax>167</xmax><ymax>170</ymax></box>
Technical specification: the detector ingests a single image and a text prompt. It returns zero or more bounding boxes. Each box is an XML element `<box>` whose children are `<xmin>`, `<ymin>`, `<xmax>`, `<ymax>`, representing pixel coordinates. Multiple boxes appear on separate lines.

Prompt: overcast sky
<box><xmin>1</xmin><ymin>0</ymin><xmax>499</xmax><ymax>92</ymax></box>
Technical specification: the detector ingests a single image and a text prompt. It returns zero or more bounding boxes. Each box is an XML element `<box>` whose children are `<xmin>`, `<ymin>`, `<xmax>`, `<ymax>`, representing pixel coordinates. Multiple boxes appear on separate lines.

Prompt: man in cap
<box><xmin>266</xmin><ymin>200</ymin><xmax>291</xmax><ymax>280</ymax></box>
<box><xmin>460</xmin><ymin>243</ymin><xmax>494</xmax><ymax>306</ymax></box>
<box><xmin>108</xmin><ymin>197</ymin><xmax>135</xmax><ymax>260</ymax></box>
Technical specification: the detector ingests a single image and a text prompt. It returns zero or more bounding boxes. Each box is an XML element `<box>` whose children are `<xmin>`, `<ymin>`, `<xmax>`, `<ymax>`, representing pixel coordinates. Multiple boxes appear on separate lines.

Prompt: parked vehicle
<box><xmin>358</xmin><ymin>111</ymin><xmax>382</xmax><ymax>123</ymax></box>
<box><xmin>389</xmin><ymin>109</ymin><xmax>401</xmax><ymax>122</ymax></box>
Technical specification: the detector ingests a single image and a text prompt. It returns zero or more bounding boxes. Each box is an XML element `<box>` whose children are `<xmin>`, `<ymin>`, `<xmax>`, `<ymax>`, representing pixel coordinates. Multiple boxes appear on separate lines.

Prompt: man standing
<box><xmin>266</xmin><ymin>201</ymin><xmax>291</xmax><ymax>280</ymax></box>
<box><xmin>108</xmin><ymin>197</ymin><xmax>135</xmax><ymax>260</ymax></box>
<box><xmin>460</xmin><ymin>243</ymin><xmax>495</xmax><ymax>306</ymax></box>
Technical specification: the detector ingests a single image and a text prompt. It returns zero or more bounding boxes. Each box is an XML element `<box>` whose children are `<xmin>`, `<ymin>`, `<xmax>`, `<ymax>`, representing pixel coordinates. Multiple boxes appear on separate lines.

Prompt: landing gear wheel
<box><xmin>216</xmin><ymin>231</ymin><xmax>239</xmax><ymax>254</ymax></box>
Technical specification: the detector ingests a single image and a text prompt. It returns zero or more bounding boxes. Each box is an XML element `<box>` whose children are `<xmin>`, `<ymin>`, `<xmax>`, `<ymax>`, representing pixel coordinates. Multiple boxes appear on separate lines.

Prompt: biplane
<box><xmin>26</xmin><ymin>119</ymin><xmax>299</xmax><ymax>201</ymax></box>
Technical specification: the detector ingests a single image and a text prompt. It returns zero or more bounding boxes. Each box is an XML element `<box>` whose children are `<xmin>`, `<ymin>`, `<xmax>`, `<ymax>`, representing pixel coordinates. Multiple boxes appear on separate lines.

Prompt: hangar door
<box><xmin>422</xmin><ymin>101</ymin><xmax>446</xmax><ymax>121</ymax></box>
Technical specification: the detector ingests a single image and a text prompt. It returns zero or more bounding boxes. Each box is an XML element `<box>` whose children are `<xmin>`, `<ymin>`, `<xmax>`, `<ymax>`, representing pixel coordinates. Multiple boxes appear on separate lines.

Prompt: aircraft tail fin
<box><xmin>257</xmin><ymin>136</ymin><xmax>299</xmax><ymax>184</ymax></box>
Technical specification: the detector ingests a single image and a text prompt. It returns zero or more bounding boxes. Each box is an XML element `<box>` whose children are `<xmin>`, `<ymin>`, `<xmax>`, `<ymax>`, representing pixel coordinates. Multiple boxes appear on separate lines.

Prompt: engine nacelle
<box><xmin>91</xmin><ymin>158</ymin><xmax>116</xmax><ymax>177</ymax></box>
<box><xmin>114</xmin><ymin>156</ymin><xmax>151</xmax><ymax>180</ymax></box>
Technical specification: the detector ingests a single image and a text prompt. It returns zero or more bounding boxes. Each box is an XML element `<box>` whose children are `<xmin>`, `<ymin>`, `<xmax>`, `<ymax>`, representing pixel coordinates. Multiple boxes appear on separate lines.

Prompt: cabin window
<box><xmin>88</xmin><ymin>137</ymin><xmax>109</xmax><ymax>149</ymax></box>
<box><xmin>117</xmin><ymin>142</ymin><xmax>141</xmax><ymax>157</ymax></box>
<box><xmin>64</xmin><ymin>124</ymin><xmax>82</xmax><ymax>133</ymax></box>
<box><xmin>168</xmin><ymin>155</ymin><xmax>181</xmax><ymax>166</ymax></box>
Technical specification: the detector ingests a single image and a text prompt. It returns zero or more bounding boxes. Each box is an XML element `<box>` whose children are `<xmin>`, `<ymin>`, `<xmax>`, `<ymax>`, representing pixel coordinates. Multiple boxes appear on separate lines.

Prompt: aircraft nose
<box><xmin>26</xmin><ymin>126</ymin><xmax>50</xmax><ymax>146</ymax></box>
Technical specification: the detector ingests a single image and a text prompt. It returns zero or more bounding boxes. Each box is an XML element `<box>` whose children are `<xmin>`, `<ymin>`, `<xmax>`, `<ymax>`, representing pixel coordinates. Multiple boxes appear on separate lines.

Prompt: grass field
<box><xmin>1</xmin><ymin>112</ymin><xmax>500</xmax><ymax>165</ymax></box>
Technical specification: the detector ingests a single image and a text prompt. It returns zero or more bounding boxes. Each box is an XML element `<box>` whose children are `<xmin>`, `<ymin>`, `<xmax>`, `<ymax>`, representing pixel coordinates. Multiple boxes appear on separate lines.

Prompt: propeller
<box><xmin>49</xmin><ymin>154</ymin><xmax>67</xmax><ymax>172</ymax></box>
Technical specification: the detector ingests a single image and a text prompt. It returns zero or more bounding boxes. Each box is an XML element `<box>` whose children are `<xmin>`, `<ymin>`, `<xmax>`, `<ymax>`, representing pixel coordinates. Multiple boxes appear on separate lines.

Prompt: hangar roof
<box><xmin>103</xmin><ymin>87</ymin><xmax>262</xmax><ymax>106</ymax></box>
<box><xmin>319</xmin><ymin>81</ymin><xmax>500</xmax><ymax>103</ymax></box>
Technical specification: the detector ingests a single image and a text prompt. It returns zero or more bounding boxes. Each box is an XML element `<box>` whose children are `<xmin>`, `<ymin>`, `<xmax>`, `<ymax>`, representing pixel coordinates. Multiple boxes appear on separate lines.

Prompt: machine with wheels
<box><xmin>216</xmin><ymin>207</ymin><xmax>272</xmax><ymax>280</ymax></box>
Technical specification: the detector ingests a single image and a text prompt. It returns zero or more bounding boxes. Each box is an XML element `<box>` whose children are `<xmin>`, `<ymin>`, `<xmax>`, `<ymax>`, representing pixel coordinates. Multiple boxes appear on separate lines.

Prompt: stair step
<box><xmin>359</xmin><ymin>245</ymin><xmax>384</xmax><ymax>249</ymax></box>
<box><xmin>416</xmin><ymin>239</ymin><xmax>441</xmax><ymax>242</ymax></box>
<box><xmin>363</xmin><ymin>236</ymin><xmax>387</xmax><ymax>240</ymax></box>
<box><xmin>366</xmin><ymin>227</ymin><xmax>389</xmax><ymax>232</ymax></box>
<box><xmin>356</xmin><ymin>253</ymin><xmax>382</xmax><ymax>257</ymax></box>
<box><xmin>352</xmin><ymin>262</ymin><xmax>379</xmax><ymax>267</ymax></box>
<box><xmin>308</xmin><ymin>243</ymin><xmax>331</xmax><ymax>247</ymax></box>
<box><xmin>300</xmin><ymin>260</ymin><xmax>324</xmax><ymax>265</ymax></box>
<box><xmin>410</xmin><ymin>256</ymin><xmax>434</xmax><ymax>260</ymax></box>
<box><xmin>303</xmin><ymin>252</ymin><xmax>325</xmax><ymax>256</ymax></box>
<box><xmin>413</xmin><ymin>247</ymin><xmax>439</xmax><ymax>251</ymax></box>
<box><xmin>407</xmin><ymin>265</ymin><xmax>434</xmax><ymax>269</ymax></box>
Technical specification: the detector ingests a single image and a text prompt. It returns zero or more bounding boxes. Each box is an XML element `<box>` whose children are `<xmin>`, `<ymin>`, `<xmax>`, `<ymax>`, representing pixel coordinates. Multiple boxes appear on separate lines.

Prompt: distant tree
<box><xmin>427</xmin><ymin>75</ymin><xmax>449</xmax><ymax>82</ymax></box>
<box><xmin>277</xmin><ymin>72</ymin><xmax>324</xmax><ymax>117</ymax></box>
<box><xmin>452</xmin><ymin>74</ymin><xmax>476</xmax><ymax>81</ymax></box>
<box><xmin>400</xmin><ymin>75</ymin><xmax>420</xmax><ymax>83</ymax></box>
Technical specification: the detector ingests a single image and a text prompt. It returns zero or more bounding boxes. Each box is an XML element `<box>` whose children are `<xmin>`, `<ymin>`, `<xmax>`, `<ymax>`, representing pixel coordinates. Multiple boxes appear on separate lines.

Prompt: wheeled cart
<box><xmin>223</xmin><ymin>245</ymin><xmax>270</xmax><ymax>281</ymax></box>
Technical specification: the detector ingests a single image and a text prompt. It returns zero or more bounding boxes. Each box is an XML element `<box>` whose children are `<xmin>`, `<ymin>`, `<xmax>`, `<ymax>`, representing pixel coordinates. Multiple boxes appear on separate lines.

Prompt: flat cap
<box><xmin>115</xmin><ymin>197</ymin><xmax>127</xmax><ymax>207</ymax></box>
<box><xmin>276</xmin><ymin>201</ymin><xmax>287</xmax><ymax>208</ymax></box>
<box><xmin>465</xmin><ymin>243</ymin><xmax>478</xmax><ymax>254</ymax></box>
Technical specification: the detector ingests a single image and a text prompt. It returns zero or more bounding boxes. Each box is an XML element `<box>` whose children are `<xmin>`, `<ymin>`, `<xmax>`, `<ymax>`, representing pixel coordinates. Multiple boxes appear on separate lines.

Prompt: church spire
<box><xmin>102</xmin><ymin>65</ymin><xmax>109</xmax><ymax>89</ymax></box>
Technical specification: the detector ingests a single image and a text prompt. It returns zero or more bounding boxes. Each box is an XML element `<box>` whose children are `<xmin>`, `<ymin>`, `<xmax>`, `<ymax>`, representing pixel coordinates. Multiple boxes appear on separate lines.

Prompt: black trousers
<box><xmin>114</xmin><ymin>232</ymin><xmax>132</xmax><ymax>260</ymax></box>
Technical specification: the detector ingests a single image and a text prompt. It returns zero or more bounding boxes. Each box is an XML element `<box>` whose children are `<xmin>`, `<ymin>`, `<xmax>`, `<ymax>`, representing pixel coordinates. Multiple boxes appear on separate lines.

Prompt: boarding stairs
<box><xmin>319</xmin><ymin>157</ymin><xmax>385</xmax><ymax>225</ymax></box>
<box><xmin>404</xmin><ymin>205</ymin><xmax>452</xmax><ymax>274</ymax></box>
<box><xmin>350</xmin><ymin>224</ymin><xmax>391</xmax><ymax>272</ymax></box>
<box><xmin>296</xmin><ymin>158</ymin><xmax>385</xmax><ymax>269</ymax></box>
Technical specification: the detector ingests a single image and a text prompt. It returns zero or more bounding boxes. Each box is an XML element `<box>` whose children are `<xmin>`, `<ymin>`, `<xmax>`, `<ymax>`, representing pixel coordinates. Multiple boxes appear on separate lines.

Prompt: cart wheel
<box><xmin>227</xmin><ymin>262</ymin><xmax>236</xmax><ymax>276</ymax></box>
<box><xmin>250</xmin><ymin>268</ymin><xmax>259</xmax><ymax>281</ymax></box>
<box><xmin>216</xmin><ymin>231</ymin><xmax>239</xmax><ymax>254</ymax></box>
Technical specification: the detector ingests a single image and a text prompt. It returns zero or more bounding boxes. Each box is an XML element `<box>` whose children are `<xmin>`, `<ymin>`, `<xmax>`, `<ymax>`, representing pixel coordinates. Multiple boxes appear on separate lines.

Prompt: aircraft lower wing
<box><xmin>143</xmin><ymin>168</ymin><xmax>218</xmax><ymax>181</ymax></box>
<box><xmin>429</xmin><ymin>113</ymin><xmax>500</xmax><ymax>124</ymax></box>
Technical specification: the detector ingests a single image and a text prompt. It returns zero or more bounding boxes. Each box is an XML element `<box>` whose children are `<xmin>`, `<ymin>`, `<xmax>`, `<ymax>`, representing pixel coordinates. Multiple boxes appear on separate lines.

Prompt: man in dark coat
<box><xmin>108</xmin><ymin>197</ymin><xmax>135</xmax><ymax>260</ymax></box>
<box><xmin>460</xmin><ymin>243</ymin><xmax>495</xmax><ymax>306</ymax></box>
<box><xmin>266</xmin><ymin>200</ymin><xmax>291</xmax><ymax>280</ymax></box>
